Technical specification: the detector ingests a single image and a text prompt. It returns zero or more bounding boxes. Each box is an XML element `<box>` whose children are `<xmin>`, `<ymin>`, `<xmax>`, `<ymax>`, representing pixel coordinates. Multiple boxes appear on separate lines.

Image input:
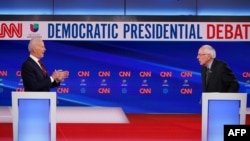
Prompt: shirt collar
<box><xmin>207</xmin><ymin>59</ymin><xmax>214</xmax><ymax>69</ymax></box>
<box><xmin>30</xmin><ymin>54</ymin><xmax>39</xmax><ymax>62</ymax></box>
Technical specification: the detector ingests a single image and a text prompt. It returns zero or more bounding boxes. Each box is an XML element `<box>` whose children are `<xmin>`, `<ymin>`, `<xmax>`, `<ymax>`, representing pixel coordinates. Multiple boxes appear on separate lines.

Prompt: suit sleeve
<box><xmin>222</xmin><ymin>64</ymin><xmax>239</xmax><ymax>92</ymax></box>
<box><xmin>21</xmin><ymin>60</ymin><xmax>59</xmax><ymax>91</ymax></box>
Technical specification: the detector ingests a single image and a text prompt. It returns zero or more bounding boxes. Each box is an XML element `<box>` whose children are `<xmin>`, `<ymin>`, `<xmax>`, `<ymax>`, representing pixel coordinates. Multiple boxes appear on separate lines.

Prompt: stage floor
<box><xmin>1</xmin><ymin>107</ymin><xmax>250</xmax><ymax>141</ymax></box>
<box><xmin>0</xmin><ymin>107</ymin><xmax>129</xmax><ymax>123</ymax></box>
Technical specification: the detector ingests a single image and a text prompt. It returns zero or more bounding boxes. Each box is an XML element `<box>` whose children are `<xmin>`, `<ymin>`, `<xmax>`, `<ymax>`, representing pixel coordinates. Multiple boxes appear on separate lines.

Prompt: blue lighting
<box><xmin>0</xmin><ymin>10</ymin><xmax>53</xmax><ymax>15</ymax></box>
<box><xmin>207</xmin><ymin>100</ymin><xmax>240</xmax><ymax>141</ymax></box>
<box><xmin>198</xmin><ymin>10</ymin><xmax>250</xmax><ymax>16</ymax></box>
<box><xmin>18</xmin><ymin>99</ymin><xmax>50</xmax><ymax>141</ymax></box>
<box><xmin>54</xmin><ymin>9</ymin><xmax>123</xmax><ymax>15</ymax></box>
<box><xmin>0</xmin><ymin>0</ymin><xmax>249</xmax><ymax>15</ymax></box>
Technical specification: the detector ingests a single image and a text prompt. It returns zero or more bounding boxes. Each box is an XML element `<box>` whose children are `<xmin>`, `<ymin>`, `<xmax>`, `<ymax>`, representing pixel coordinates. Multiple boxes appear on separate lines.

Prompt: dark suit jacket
<box><xmin>21</xmin><ymin>57</ymin><xmax>60</xmax><ymax>91</ymax></box>
<box><xmin>201</xmin><ymin>59</ymin><xmax>239</xmax><ymax>92</ymax></box>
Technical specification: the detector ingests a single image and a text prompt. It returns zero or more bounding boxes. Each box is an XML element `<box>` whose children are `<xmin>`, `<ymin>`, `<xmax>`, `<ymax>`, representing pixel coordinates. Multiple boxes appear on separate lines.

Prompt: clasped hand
<box><xmin>52</xmin><ymin>70</ymin><xmax>69</xmax><ymax>82</ymax></box>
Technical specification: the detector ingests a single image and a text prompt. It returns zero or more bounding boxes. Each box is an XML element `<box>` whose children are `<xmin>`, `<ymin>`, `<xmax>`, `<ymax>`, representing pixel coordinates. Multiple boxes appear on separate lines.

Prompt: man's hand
<box><xmin>52</xmin><ymin>70</ymin><xmax>69</xmax><ymax>82</ymax></box>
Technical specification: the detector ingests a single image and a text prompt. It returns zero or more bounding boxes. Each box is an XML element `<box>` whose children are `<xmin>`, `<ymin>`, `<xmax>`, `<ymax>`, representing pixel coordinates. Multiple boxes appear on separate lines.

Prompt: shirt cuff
<box><xmin>50</xmin><ymin>76</ymin><xmax>54</xmax><ymax>83</ymax></box>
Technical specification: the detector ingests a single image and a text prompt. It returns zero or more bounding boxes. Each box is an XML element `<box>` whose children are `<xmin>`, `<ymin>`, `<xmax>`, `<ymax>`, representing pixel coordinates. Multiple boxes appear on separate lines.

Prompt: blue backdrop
<box><xmin>0</xmin><ymin>39</ymin><xmax>249</xmax><ymax>113</ymax></box>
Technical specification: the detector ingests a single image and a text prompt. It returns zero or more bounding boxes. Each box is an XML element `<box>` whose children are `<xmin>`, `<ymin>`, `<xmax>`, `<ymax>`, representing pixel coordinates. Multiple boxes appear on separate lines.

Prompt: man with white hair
<box><xmin>21</xmin><ymin>38</ymin><xmax>69</xmax><ymax>91</ymax></box>
<box><xmin>197</xmin><ymin>44</ymin><xmax>239</xmax><ymax>92</ymax></box>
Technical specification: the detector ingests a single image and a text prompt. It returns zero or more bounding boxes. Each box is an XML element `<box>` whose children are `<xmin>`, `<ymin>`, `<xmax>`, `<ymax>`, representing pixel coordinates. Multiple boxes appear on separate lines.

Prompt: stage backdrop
<box><xmin>0</xmin><ymin>16</ymin><xmax>249</xmax><ymax>113</ymax></box>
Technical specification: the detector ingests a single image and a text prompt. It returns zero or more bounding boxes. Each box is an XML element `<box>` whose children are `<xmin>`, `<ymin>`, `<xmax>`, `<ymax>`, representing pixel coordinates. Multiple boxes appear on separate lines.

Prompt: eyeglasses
<box><xmin>197</xmin><ymin>53</ymin><xmax>209</xmax><ymax>57</ymax></box>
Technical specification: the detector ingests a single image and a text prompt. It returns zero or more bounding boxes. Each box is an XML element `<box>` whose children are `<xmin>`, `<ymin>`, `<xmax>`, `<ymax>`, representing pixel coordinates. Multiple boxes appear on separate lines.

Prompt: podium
<box><xmin>202</xmin><ymin>92</ymin><xmax>247</xmax><ymax>141</ymax></box>
<box><xmin>12</xmin><ymin>92</ymin><xmax>56</xmax><ymax>141</ymax></box>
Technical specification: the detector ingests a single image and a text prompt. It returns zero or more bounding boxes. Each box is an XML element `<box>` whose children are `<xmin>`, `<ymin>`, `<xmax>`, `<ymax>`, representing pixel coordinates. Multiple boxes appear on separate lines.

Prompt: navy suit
<box><xmin>201</xmin><ymin>59</ymin><xmax>239</xmax><ymax>92</ymax></box>
<box><xmin>21</xmin><ymin>57</ymin><xmax>59</xmax><ymax>91</ymax></box>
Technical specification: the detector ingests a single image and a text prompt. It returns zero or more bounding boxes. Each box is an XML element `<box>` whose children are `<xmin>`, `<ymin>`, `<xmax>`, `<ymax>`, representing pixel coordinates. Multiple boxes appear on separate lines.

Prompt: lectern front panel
<box><xmin>18</xmin><ymin>99</ymin><xmax>50</xmax><ymax>141</ymax></box>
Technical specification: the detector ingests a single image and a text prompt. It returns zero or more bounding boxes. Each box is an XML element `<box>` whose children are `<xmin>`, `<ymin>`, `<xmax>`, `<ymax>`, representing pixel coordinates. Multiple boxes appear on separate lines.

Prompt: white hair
<box><xmin>201</xmin><ymin>44</ymin><xmax>216</xmax><ymax>58</ymax></box>
<box><xmin>28</xmin><ymin>38</ymin><xmax>42</xmax><ymax>52</ymax></box>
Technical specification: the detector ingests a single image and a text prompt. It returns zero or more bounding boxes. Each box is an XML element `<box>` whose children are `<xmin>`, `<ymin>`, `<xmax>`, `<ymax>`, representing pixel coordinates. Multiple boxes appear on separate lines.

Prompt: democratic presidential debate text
<box><xmin>47</xmin><ymin>23</ymin><xmax>203</xmax><ymax>40</ymax></box>
<box><xmin>0</xmin><ymin>22</ymin><xmax>249</xmax><ymax>41</ymax></box>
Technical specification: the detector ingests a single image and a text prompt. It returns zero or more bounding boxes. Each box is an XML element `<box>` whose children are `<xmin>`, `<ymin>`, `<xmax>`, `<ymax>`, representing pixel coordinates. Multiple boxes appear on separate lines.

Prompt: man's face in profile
<box><xmin>197</xmin><ymin>48</ymin><xmax>212</xmax><ymax>67</ymax></box>
<box><xmin>32</xmin><ymin>40</ymin><xmax>46</xmax><ymax>59</ymax></box>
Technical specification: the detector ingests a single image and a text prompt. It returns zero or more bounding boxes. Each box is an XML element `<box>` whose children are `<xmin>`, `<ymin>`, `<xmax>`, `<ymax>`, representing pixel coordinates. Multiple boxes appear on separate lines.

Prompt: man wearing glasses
<box><xmin>197</xmin><ymin>44</ymin><xmax>239</xmax><ymax>93</ymax></box>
